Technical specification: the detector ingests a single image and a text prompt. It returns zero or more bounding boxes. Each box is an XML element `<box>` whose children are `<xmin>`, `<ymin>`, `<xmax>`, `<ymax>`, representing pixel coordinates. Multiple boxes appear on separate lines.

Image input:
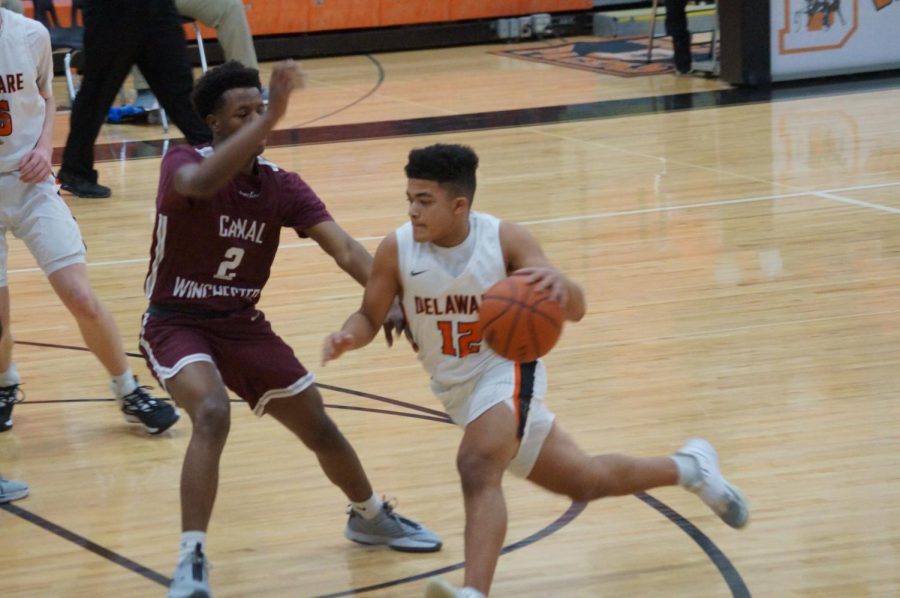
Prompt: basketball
<box><xmin>479</xmin><ymin>274</ymin><xmax>565</xmax><ymax>362</ymax></box>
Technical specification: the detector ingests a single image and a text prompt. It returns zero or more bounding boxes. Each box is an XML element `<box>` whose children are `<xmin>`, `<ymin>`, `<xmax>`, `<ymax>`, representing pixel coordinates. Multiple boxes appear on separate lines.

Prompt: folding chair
<box><xmin>32</xmin><ymin>0</ymin><xmax>84</xmax><ymax>105</ymax></box>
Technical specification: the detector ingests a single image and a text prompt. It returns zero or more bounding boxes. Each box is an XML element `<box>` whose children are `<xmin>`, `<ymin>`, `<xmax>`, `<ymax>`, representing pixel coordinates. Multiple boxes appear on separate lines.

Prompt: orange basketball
<box><xmin>479</xmin><ymin>274</ymin><xmax>565</xmax><ymax>362</ymax></box>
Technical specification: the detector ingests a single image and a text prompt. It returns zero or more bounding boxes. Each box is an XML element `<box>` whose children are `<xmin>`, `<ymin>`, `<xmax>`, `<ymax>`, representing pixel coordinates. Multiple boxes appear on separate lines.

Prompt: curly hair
<box><xmin>405</xmin><ymin>144</ymin><xmax>479</xmax><ymax>204</ymax></box>
<box><xmin>191</xmin><ymin>60</ymin><xmax>262</xmax><ymax>120</ymax></box>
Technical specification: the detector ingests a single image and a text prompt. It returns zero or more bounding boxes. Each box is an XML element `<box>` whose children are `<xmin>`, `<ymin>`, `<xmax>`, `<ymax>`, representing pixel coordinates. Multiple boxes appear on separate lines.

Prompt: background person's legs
<box><xmin>59</xmin><ymin>0</ymin><xmax>143</xmax><ymax>196</ymax></box>
<box><xmin>664</xmin><ymin>0</ymin><xmax>692</xmax><ymax>73</ymax></box>
<box><xmin>135</xmin><ymin>0</ymin><xmax>212</xmax><ymax>144</ymax></box>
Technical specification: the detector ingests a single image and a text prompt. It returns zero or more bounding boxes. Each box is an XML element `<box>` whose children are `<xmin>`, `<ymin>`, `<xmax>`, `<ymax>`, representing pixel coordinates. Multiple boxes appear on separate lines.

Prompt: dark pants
<box><xmin>664</xmin><ymin>0</ymin><xmax>692</xmax><ymax>73</ymax></box>
<box><xmin>61</xmin><ymin>0</ymin><xmax>212</xmax><ymax>183</ymax></box>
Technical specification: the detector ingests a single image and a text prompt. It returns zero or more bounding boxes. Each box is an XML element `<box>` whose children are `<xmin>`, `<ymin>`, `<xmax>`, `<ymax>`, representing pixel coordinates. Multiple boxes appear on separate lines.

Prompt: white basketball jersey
<box><xmin>397</xmin><ymin>211</ymin><xmax>509</xmax><ymax>387</ymax></box>
<box><xmin>0</xmin><ymin>9</ymin><xmax>53</xmax><ymax>174</ymax></box>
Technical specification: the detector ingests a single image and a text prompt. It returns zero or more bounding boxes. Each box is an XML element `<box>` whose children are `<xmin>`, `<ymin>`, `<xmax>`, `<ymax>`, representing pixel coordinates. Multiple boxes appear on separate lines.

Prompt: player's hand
<box><xmin>266</xmin><ymin>60</ymin><xmax>306</xmax><ymax>121</ymax></box>
<box><xmin>322</xmin><ymin>331</ymin><xmax>355</xmax><ymax>365</ymax></box>
<box><xmin>382</xmin><ymin>297</ymin><xmax>412</xmax><ymax>348</ymax></box>
<box><xmin>514</xmin><ymin>266</ymin><xmax>568</xmax><ymax>306</ymax></box>
<box><xmin>18</xmin><ymin>149</ymin><xmax>52</xmax><ymax>184</ymax></box>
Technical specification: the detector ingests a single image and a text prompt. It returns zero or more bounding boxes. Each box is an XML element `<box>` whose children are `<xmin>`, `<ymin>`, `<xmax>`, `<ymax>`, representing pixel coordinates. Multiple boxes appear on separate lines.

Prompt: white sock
<box><xmin>0</xmin><ymin>363</ymin><xmax>20</xmax><ymax>387</ymax></box>
<box><xmin>111</xmin><ymin>368</ymin><xmax>137</xmax><ymax>398</ymax></box>
<box><xmin>461</xmin><ymin>588</ymin><xmax>487</xmax><ymax>598</ymax></box>
<box><xmin>350</xmin><ymin>494</ymin><xmax>383</xmax><ymax>520</ymax></box>
<box><xmin>671</xmin><ymin>454</ymin><xmax>701</xmax><ymax>491</ymax></box>
<box><xmin>179</xmin><ymin>531</ymin><xmax>207</xmax><ymax>561</ymax></box>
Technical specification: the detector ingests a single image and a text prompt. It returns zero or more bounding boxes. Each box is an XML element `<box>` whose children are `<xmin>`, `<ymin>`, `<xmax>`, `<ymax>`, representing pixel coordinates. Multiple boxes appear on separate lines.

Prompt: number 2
<box><xmin>214</xmin><ymin>247</ymin><xmax>245</xmax><ymax>281</ymax></box>
<box><xmin>0</xmin><ymin>100</ymin><xmax>12</xmax><ymax>137</ymax></box>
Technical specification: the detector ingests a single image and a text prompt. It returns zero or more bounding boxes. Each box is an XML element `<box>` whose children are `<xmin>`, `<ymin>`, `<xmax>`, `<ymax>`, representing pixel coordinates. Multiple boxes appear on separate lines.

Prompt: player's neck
<box><xmin>433</xmin><ymin>220</ymin><xmax>470</xmax><ymax>248</ymax></box>
<box><xmin>239</xmin><ymin>158</ymin><xmax>257</xmax><ymax>176</ymax></box>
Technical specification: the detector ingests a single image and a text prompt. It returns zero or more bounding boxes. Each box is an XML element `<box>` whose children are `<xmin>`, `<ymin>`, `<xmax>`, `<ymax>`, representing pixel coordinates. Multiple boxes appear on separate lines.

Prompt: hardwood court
<box><xmin>2</xmin><ymin>39</ymin><xmax>899</xmax><ymax>597</ymax></box>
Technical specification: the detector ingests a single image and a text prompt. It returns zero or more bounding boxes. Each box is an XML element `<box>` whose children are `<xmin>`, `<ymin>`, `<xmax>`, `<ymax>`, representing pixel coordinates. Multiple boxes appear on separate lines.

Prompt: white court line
<box><xmin>7</xmin><ymin>182</ymin><xmax>899</xmax><ymax>276</ymax></box>
<box><xmin>812</xmin><ymin>191</ymin><xmax>900</xmax><ymax>214</ymax></box>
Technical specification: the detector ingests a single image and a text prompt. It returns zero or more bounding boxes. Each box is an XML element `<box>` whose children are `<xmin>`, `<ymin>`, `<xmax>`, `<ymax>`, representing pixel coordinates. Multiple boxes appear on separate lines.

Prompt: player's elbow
<box><xmin>333</xmin><ymin>240</ymin><xmax>369</xmax><ymax>276</ymax></box>
<box><xmin>567</xmin><ymin>286</ymin><xmax>586</xmax><ymax>322</ymax></box>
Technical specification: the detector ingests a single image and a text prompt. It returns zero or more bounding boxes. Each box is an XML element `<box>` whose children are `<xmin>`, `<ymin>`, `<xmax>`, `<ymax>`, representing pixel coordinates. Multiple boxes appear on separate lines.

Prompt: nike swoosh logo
<box><xmin>410</xmin><ymin>270</ymin><xmax>428</xmax><ymax>276</ymax></box>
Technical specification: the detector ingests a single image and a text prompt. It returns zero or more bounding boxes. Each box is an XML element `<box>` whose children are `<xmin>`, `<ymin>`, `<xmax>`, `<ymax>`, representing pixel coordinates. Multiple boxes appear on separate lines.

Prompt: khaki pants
<box><xmin>133</xmin><ymin>0</ymin><xmax>258</xmax><ymax>90</ymax></box>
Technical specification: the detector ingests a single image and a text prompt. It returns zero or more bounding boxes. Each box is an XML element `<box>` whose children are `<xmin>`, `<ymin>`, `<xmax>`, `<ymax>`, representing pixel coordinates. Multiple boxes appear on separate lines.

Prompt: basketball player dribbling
<box><xmin>322</xmin><ymin>143</ymin><xmax>751</xmax><ymax>598</ymax></box>
<box><xmin>139</xmin><ymin>61</ymin><xmax>441</xmax><ymax>598</ymax></box>
<box><xmin>0</xmin><ymin>8</ymin><xmax>177</xmax><ymax>445</ymax></box>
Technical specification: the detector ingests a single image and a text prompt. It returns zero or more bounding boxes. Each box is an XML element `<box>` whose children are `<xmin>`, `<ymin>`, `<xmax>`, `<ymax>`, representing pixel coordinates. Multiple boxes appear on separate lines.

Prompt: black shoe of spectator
<box><xmin>59</xmin><ymin>172</ymin><xmax>112</xmax><ymax>198</ymax></box>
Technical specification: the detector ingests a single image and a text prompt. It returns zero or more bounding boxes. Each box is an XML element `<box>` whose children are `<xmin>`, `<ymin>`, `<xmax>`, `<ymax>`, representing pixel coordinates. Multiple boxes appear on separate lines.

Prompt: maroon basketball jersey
<box><xmin>144</xmin><ymin>145</ymin><xmax>332</xmax><ymax>312</ymax></box>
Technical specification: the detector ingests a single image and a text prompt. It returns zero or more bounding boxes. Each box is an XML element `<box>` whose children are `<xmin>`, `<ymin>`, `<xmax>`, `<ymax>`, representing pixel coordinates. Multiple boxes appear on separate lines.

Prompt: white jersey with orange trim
<box><xmin>397</xmin><ymin>210</ymin><xmax>509</xmax><ymax>388</ymax></box>
<box><xmin>0</xmin><ymin>8</ymin><xmax>52</xmax><ymax>174</ymax></box>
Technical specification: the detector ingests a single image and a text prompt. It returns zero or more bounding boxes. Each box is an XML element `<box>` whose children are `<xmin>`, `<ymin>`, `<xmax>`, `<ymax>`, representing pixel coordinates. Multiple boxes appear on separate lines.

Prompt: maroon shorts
<box><xmin>139</xmin><ymin>308</ymin><xmax>314</xmax><ymax>414</ymax></box>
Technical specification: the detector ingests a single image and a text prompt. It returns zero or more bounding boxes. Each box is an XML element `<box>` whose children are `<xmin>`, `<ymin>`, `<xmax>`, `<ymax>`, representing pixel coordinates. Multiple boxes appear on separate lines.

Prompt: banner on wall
<box><xmin>771</xmin><ymin>0</ymin><xmax>900</xmax><ymax>79</ymax></box>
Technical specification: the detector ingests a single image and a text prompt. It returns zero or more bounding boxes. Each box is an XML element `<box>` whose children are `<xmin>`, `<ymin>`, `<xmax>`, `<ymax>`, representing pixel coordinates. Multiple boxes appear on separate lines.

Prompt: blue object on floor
<box><xmin>107</xmin><ymin>105</ymin><xmax>146</xmax><ymax>124</ymax></box>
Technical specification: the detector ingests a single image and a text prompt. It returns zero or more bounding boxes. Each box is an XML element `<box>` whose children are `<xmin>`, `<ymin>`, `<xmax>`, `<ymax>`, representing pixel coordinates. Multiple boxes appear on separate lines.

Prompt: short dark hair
<box><xmin>405</xmin><ymin>144</ymin><xmax>479</xmax><ymax>204</ymax></box>
<box><xmin>191</xmin><ymin>61</ymin><xmax>262</xmax><ymax>120</ymax></box>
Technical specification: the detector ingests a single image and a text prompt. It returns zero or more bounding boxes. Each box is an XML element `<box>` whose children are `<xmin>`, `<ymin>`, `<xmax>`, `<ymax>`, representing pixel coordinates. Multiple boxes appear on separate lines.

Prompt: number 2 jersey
<box><xmin>397</xmin><ymin>211</ymin><xmax>509</xmax><ymax>387</ymax></box>
<box><xmin>144</xmin><ymin>144</ymin><xmax>332</xmax><ymax>313</ymax></box>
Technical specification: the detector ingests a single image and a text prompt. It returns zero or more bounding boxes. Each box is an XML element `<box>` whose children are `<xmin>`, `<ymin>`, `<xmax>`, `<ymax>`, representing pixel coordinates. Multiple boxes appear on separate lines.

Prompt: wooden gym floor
<box><xmin>1</xmin><ymin>38</ymin><xmax>899</xmax><ymax>597</ymax></box>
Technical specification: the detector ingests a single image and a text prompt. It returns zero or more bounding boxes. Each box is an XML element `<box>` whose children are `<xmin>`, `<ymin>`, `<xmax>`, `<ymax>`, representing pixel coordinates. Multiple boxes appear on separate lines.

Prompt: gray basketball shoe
<box><xmin>345</xmin><ymin>502</ymin><xmax>442</xmax><ymax>552</ymax></box>
<box><xmin>425</xmin><ymin>578</ymin><xmax>485</xmax><ymax>598</ymax></box>
<box><xmin>0</xmin><ymin>476</ymin><xmax>29</xmax><ymax>503</ymax></box>
<box><xmin>167</xmin><ymin>544</ymin><xmax>211</xmax><ymax>598</ymax></box>
<box><xmin>675</xmin><ymin>438</ymin><xmax>750</xmax><ymax>529</ymax></box>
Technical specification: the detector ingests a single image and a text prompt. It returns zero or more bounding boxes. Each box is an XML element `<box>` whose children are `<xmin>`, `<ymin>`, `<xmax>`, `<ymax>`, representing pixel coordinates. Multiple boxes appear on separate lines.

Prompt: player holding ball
<box><xmin>322</xmin><ymin>143</ymin><xmax>750</xmax><ymax>598</ymax></box>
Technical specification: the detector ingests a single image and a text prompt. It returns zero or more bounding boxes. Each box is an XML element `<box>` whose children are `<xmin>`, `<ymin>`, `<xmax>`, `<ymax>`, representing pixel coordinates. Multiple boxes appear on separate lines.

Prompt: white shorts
<box><xmin>431</xmin><ymin>359</ymin><xmax>555</xmax><ymax>478</ymax></box>
<box><xmin>0</xmin><ymin>172</ymin><xmax>85</xmax><ymax>286</ymax></box>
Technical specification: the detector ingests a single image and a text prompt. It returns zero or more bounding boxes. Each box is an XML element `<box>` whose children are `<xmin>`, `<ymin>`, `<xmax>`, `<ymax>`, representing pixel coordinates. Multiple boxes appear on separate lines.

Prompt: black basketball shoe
<box><xmin>0</xmin><ymin>384</ymin><xmax>23</xmax><ymax>432</ymax></box>
<box><xmin>117</xmin><ymin>381</ymin><xmax>179</xmax><ymax>435</ymax></box>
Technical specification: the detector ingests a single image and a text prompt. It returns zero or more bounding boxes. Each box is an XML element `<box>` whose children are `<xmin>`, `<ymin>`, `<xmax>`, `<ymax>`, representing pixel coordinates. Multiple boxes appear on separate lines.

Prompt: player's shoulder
<box><xmin>257</xmin><ymin>156</ymin><xmax>305</xmax><ymax>185</ymax></box>
<box><xmin>13</xmin><ymin>11</ymin><xmax>50</xmax><ymax>41</ymax></box>
<box><xmin>374</xmin><ymin>230</ymin><xmax>400</xmax><ymax>264</ymax></box>
<box><xmin>161</xmin><ymin>143</ymin><xmax>205</xmax><ymax>168</ymax></box>
<box><xmin>257</xmin><ymin>155</ymin><xmax>295</xmax><ymax>179</ymax></box>
<box><xmin>164</xmin><ymin>143</ymin><xmax>207</xmax><ymax>159</ymax></box>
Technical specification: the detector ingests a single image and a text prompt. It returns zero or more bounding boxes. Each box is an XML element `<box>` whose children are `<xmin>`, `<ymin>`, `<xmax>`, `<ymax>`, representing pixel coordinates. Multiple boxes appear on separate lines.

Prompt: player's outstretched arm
<box><xmin>306</xmin><ymin>220</ymin><xmax>406</xmax><ymax>346</ymax></box>
<box><xmin>174</xmin><ymin>60</ymin><xmax>306</xmax><ymax>198</ymax></box>
<box><xmin>322</xmin><ymin>233</ymin><xmax>402</xmax><ymax>364</ymax></box>
<box><xmin>305</xmin><ymin>220</ymin><xmax>373</xmax><ymax>287</ymax></box>
<box><xmin>500</xmin><ymin>221</ymin><xmax>586</xmax><ymax>322</ymax></box>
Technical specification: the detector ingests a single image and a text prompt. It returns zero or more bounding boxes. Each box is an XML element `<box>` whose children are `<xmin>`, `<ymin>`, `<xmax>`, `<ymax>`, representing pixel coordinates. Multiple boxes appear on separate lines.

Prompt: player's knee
<box><xmin>191</xmin><ymin>396</ymin><xmax>231</xmax><ymax>440</ymax></box>
<box><xmin>456</xmin><ymin>451</ymin><xmax>503</xmax><ymax>494</ymax></box>
<box><xmin>299</xmin><ymin>413</ymin><xmax>344</xmax><ymax>453</ymax></box>
<box><xmin>62</xmin><ymin>286</ymin><xmax>102</xmax><ymax>321</ymax></box>
<box><xmin>574</xmin><ymin>456</ymin><xmax>621</xmax><ymax>501</ymax></box>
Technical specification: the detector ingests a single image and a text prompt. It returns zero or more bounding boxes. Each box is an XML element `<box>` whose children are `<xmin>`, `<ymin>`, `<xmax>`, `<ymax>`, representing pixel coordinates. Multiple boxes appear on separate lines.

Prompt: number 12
<box><xmin>437</xmin><ymin>320</ymin><xmax>482</xmax><ymax>358</ymax></box>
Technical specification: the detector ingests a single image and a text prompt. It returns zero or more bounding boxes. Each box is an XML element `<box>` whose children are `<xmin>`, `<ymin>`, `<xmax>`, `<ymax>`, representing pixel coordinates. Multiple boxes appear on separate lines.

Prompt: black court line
<box><xmin>316</xmin><ymin>382</ymin><xmax>449</xmax><ymax>418</ymax></box>
<box><xmin>637</xmin><ymin>493</ymin><xmax>751</xmax><ymax>598</ymax></box>
<box><xmin>315</xmin><ymin>501</ymin><xmax>588</xmax><ymax>597</ymax></box>
<box><xmin>296</xmin><ymin>54</ymin><xmax>385</xmax><ymax>128</ymax></box>
<box><xmin>49</xmin><ymin>69</ymin><xmax>900</xmax><ymax>167</ymax></box>
<box><xmin>0</xmin><ymin>502</ymin><xmax>171</xmax><ymax>587</ymax></box>
<box><xmin>13</xmin><ymin>397</ymin><xmax>450</xmax><ymax>424</ymax></box>
<box><xmin>18</xmin><ymin>342</ymin><xmax>450</xmax><ymax>419</ymax></box>
<box><xmin>17</xmin><ymin>340</ymin><xmax>93</xmax><ymax>353</ymax></box>
<box><xmin>9</xmin><ymin>338</ymin><xmax>750</xmax><ymax>596</ymax></box>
